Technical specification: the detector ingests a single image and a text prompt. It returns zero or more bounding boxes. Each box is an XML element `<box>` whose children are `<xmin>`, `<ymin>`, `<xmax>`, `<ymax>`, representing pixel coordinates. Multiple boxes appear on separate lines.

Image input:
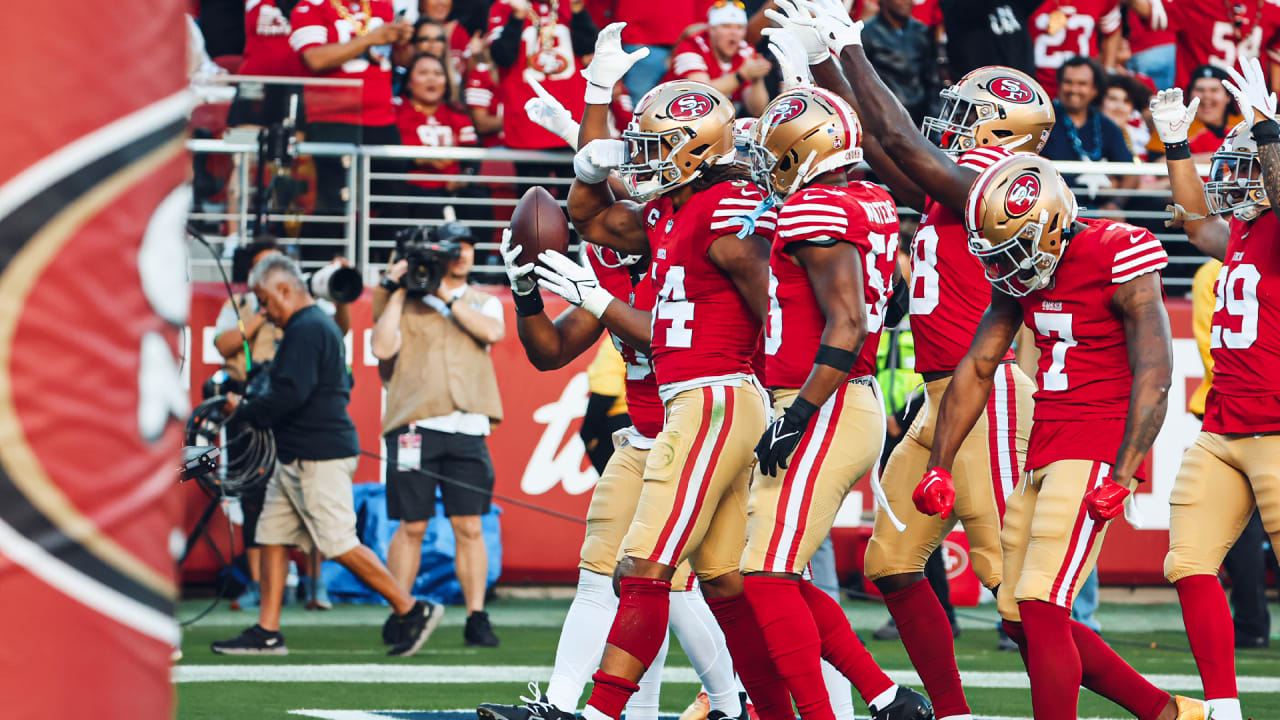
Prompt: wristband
<box><xmin>513</xmin><ymin>287</ymin><xmax>545</xmax><ymax>317</ymax></box>
<box><xmin>379</xmin><ymin>277</ymin><xmax>402</xmax><ymax>293</ymax></box>
<box><xmin>784</xmin><ymin>397</ymin><xmax>820</xmax><ymax>426</ymax></box>
<box><xmin>814</xmin><ymin>343</ymin><xmax>857</xmax><ymax>374</ymax></box>
<box><xmin>579</xmin><ymin>286</ymin><xmax>614</xmax><ymax>319</ymax></box>
<box><xmin>1163</xmin><ymin>140</ymin><xmax>1191</xmax><ymax>161</ymax></box>
<box><xmin>735</xmin><ymin>71</ymin><xmax>746</xmax><ymax>86</ymax></box>
<box><xmin>1252</xmin><ymin>118</ymin><xmax>1280</xmax><ymax>147</ymax></box>
<box><xmin>584</xmin><ymin>80</ymin><xmax>613</xmax><ymax>106</ymax></box>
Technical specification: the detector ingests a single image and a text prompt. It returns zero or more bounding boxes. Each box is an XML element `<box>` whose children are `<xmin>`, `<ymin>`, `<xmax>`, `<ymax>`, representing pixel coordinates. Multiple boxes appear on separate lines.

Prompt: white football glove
<box><xmin>763</xmin><ymin>0</ymin><xmax>829</xmax><ymax>64</ymax></box>
<box><xmin>763</xmin><ymin>27</ymin><xmax>813</xmax><ymax>90</ymax></box>
<box><xmin>1147</xmin><ymin>0</ymin><xmax>1168</xmax><ymax>31</ymax></box>
<box><xmin>573</xmin><ymin>138</ymin><xmax>628</xmax><ymax>184</ymax></box>
<box><xmin>524</xmin><ymin>74</ymin><xmax>581</xmax><ymax>150</ymax></box>
<box><xmin>500</xmin><ymin>228</ymin><xmax>537</xmax><ymax>296</ymax></box>
<box><xmin>534</xmin><ymin>249</ymin><xmax>615</xmax><ymax>318</ymax></box>
<box><xmin>582</xmin><ymin>22</ymin><xmax>649</xmax><ymax>105</ymax></box>
<box><xmin>1149</xmin><ymin>88</ymin><xmax>1200</xmax><ymax>145</ymax></box>
<box><xmin>1223</xmin><ymin>56</ymin><xmax>1278</xmax><ymax>124</ymax></box>
<box><xmin>802</xmin><ymin>0</ymin><xmax>864</xmax><ymax>54</ymax></box>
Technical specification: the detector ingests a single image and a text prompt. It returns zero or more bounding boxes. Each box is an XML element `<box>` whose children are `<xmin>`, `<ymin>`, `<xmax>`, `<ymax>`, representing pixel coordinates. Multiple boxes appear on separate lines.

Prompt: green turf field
<box><xmin>174</xmin><ymin>597</ymin><xmax>1280</xmax><ymax>719</ymax></box>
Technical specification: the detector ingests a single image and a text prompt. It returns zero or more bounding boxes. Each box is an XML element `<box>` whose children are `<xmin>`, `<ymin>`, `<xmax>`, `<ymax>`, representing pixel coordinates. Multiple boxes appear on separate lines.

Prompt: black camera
<box><xmin>395</xmin><ymin>226</ymin><xmax>461</xmax><ymax>295</ymax></box>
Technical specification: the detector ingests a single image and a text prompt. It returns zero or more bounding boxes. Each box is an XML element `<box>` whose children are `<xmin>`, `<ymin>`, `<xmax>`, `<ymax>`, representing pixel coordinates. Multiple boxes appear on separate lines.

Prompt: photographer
<box><xmin>212</xmin><ymin>252</ymin><xmax>438</xmax><ymax>657</ymax></box>
<box><xmin>371</xmin><ymin>221</ymin><xmax>504</xmax><ymax>648</ymax></box>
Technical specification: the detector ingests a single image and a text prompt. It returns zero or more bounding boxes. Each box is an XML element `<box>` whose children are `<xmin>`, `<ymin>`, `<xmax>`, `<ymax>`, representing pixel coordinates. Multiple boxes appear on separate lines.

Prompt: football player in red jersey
<box><xmin>932</xmin><ymin>153</ymin><xmax>1201</xmax><ymax>720</ymax></box>
<box><xmin>764</xmin><ymin>3</ymin><xmax>1049</xmax><ymax>718</ymax></box>
<box><xmin>1149</xmin><ymin>57</ymin><xmax>1280</xmax><ymax>720</ymax></box>
<box><xmin>564</xmin><ymin>24</ymin><xmax>793</xmax><ymax>720</ymax></box>
<box><xmin>740</xmin><ymin>85</ymin><xmax>932</xmax><ymax>720</ymax></box>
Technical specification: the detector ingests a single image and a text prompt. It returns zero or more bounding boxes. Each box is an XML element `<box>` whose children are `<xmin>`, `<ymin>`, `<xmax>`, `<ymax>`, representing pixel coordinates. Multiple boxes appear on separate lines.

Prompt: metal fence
<box><xmin>185</xmin><ymin>137</ymin><xmax>1213</xmax><ymax>292</ymax></box>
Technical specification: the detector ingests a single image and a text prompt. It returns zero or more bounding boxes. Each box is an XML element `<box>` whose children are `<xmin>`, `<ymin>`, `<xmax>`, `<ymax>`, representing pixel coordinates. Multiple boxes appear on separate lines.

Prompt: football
<box><xmin>510</xmin><ymin>185</ymin><xmax>570</xmax><ymax>266</ymax></box>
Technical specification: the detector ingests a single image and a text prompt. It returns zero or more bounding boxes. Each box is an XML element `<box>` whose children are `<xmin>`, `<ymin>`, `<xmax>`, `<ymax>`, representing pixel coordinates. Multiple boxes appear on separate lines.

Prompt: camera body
<box><xmin>395</xmin><ymin>226</ymin><xmax>461</xmax><ymax>295</ymax></box>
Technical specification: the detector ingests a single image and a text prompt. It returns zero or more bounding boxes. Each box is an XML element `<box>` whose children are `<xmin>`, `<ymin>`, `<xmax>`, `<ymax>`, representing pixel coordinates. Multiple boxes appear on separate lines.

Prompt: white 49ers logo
<box><xmin>1005</xmin><ymin>172</ymin><xmax>1041</xmax><ymax>216</ymax></box>
<box><xmin>668</xmin><ymin>92</ymin><xmax>714</xmax><ymax>121</ymax></box>
<box><xmin>765</xmin><ymin>97</ymin><xmax>807</xmax><ymax>126</ymax></box>
<box><xmin>989</xmin><ymin>76</ymin><xmax>1034</xmax><ymax>104</ymax></box>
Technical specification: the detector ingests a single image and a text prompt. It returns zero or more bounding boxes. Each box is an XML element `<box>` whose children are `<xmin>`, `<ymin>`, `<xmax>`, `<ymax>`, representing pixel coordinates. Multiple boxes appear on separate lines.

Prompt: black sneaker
<box><xmin>478</xmin><ymin>683</ymin><xmax>573</xmax><ymax>720</ymax></box>
<box><xmin>388</xmin><ymin>601</ymin><xmax>443</xmax><ymax>657</ymax></box>
<box><xmin>465</xmin><ymin>610</ymin><xmax>500</xmax><ymax>647</ymax></box>
<box><xmin>210</xmin><ymin>624</ymin><xmax>288</xmax><ymax>656</ymax></box>
<box><xmin>382</xmin><ymin>611</ymin><xmax>401</xmax><ymax>646</ymax></box>
<box><xmin>870</xmin><ymin>686</ymin><xmax>933</xmax><ymax>720</ymax></box>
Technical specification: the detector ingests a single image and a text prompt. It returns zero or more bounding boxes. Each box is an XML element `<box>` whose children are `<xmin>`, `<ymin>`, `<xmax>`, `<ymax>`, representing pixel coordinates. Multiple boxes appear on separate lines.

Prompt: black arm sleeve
<box><xmin>570</xmin><ymin>8</ymin><xmax>600</xmax><ymax>57</ymax></box>
<box><xmin>884</xmin><ymin>277</ymin><xmax>910</xmax><ymax>329</ymax></box>
<box><xmin>235</xmin><ymin>321</ymin><xmax>321</xmax><ymax>429</ymax></box>
<box><xmin>489</xmin><ymin>13</ymin><xmax>525</xmax><ymax>68</ymax></box>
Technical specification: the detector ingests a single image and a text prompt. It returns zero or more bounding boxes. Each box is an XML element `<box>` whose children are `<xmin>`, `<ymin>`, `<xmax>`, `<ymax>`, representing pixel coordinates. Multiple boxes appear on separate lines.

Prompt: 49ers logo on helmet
<box><xmin>668</xmin><ymin>92</ymin><xmax>714</xmax><ymax>120</ymax></box>
<box><xmin>1005</xmin><ymin>172</ymin><xmax>1041</xmax><ymax>216</ymax></box>
<box><xmin>989</xmin><ymin>76</ymin><xmax>1034</xmax><ymax>104</ymax></box>
<box><xmin>765</xmin><ymin>97</ymin><xmax>807</xmax><ymax>126</ymax></box>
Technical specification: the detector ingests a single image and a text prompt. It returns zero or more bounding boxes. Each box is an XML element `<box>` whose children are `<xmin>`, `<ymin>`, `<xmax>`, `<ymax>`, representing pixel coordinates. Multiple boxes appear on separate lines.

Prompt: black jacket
<box><xmin>941</xmin><ymin>0</ymin><xmax>1040</xmax><ymax>80</ymax></box>
<box><xmin>861</xmin><ymin>15</ymin><xmax>941</xmax><ymax>125</ymax></box>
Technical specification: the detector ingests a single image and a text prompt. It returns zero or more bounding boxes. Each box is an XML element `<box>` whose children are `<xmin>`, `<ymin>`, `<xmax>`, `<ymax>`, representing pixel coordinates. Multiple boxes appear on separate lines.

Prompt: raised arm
<box><xmin>1152</xmin><ymin>89</ymin><xmax>1229</xmax><ymax>260</ymax></box>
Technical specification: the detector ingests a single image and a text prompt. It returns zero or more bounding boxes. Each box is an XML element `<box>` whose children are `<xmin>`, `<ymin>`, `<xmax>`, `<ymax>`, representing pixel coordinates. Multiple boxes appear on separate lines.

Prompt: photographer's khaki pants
<box><xmin>255</xmin><ymin>456</ymin><xmax>361</xmax><ymax>558</ymax></box>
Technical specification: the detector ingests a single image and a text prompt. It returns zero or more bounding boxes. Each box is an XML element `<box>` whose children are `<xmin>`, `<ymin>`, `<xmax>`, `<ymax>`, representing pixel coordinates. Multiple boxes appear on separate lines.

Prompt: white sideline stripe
<box><xmin>289</xmin><ymin>712</ymin><xmax>1131</xmax><ymax>720</ymax></box>
<box><xmin>173</xmin><ymin>665</ymin><xmax>1280</xmax><ymax>692</ymax></box>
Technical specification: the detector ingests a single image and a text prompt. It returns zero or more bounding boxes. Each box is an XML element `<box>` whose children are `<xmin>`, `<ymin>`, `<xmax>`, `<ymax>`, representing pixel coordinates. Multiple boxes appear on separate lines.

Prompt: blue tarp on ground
<box><xmin>322</xmin><ymin>482</ymin><xmax>502</xmax><ymax>606</ymax></box>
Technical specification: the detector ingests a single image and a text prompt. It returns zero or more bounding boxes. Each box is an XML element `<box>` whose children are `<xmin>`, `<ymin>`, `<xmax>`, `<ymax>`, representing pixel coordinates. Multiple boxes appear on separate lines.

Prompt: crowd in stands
<box><xmin>188</xmin><ymin>0</ymin><xmax>1280</xmax><ymax>272</ymax></box>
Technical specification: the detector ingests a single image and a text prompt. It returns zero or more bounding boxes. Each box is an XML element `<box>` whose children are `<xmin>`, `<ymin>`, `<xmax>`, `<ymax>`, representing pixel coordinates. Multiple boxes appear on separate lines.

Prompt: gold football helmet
<box><xmin>964</xmin><ymin>153</ymin><xmax>1077</xmax><ymax>296</ymax></box>
<box><xmin>1206</xmin><ymin>120</ymin><xmax>1270</xmax><ymax>222</ymax></box>
<box><xmin>922</xmin><ymin>66</ymin><xmax>1054</xmax><ymax>156</ymax></box>
<box><xmin>619</xmin><ymin>80</ymin><xmax>736</xmax><ymax>201</ymax></box>
<box><xmin>751</xmin><ymin>86</ymin><xmax>864</xmax><ymax>200</ymax></box>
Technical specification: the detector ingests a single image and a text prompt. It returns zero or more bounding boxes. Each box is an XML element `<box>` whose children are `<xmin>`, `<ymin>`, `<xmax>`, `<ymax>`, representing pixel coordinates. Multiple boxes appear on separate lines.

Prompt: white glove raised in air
<box><xmin>534</xmin><ymin>249</ymin><xmax>616</xmax><ymax>318</ymax></box>
<box><xmin>573</xmin><ymin>138</ymin><xmax>628</xmax><ymax>185</ymax></box>
<box><xmin>581</xmin><ymin>22</ymin><xmax>649</xmax><ymax>105</ymax></box>
<box><xmin>801</xmin><ymin>0</ymin><xmax>864</xmax><ymax>54</ymax></box>
<box><xmin>1223</xmin><ymin>56</ymin><xmax>1279</xmax><ymax>124</ymax></box>
<box><xmin>500</xmin><ymin>229</ymin><xmax>537</xmax><ymax>296</ymax></box>
<box><xmin>524</xmin><ymin>74</ymin><xmax>581</xmax><ymax>150</ymax></box>
<box><xmin>763</xmin><ymin>0</ymin><xmax>829</xmax><ymax>64</ymax></box>
<box><xmin>762</xmin><ymin>27</ymin><xmax>813</xmax><ymax>89</ymax></box>
<box><xmin>1150</xmin><ymin>88</ymin><xmax>1200</xmax><ymax>145</ymax></box>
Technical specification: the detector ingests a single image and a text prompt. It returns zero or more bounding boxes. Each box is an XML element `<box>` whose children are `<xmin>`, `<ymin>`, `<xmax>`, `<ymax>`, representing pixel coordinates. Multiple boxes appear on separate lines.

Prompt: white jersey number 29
<box><xmin>1211</xmin><ymin>262</ymin><xmax>1260</xmax><ymax>350</ymax></box>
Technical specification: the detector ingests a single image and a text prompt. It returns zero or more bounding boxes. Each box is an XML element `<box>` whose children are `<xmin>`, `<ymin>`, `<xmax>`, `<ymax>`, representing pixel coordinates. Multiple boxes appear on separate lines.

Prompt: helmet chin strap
<box><xmin>997</xmin><ymin>133</ymin><xmax>1033</xmax><ymax>151</ymax></box>
<box><xmin>786</xmin><ymin>150</ymin><xmax>818</xmax><ymax>197</ymax></box>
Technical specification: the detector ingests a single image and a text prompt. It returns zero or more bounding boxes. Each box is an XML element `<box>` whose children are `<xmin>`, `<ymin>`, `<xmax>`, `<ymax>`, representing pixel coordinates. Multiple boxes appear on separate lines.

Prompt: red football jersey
<box><xmin>910</xmin><ymin>146</ymin><xmax>1016</xmax><ymax>374</ymax></box>
<box><xmin>589</xmin><ymin>251</ymin><xmax>664</xmax><ymax>439</ymax></box>
<box><xmin>614</xmin><ymin>0</ymin><xmax>703</xmax><ymax>46</ymax></box>
<box><xmin>645</xmin><ymin>180</ymin><xmax>776</xmax><ymax>389</ymax></box>
<box><xmin>485</xmin><ymin>0</ymin><xmax>587</xmax><ymax>149</ymax></box>
<box><xmin>394</xmin><ymin>100</ymin><xmax>477</xmax><ymax>190</ymax></box>
<box><xmin>1017</xmin><ymin>219</ymin><xmax>1168</xmax><ymax>472</ymax></box>
<box><xmin>1125</xmin><ymin>7</ymin><xmax>1174</xmax><ymax>54</ymax></box>
<box><xmin>289</xmin><ymin>0</ymin><xmax>396</xmax><ymax>126</ymax></box>
<box><xmin>240</xmin><ymin>0</ymin><xmax>308</xmax><ymax>77</ymax></box>
<box><xmin>766</xmin><ymin>183</ymin><xmax>899</xmax><ymax>388</ymax></box>
<box><xmin>1162</xmin><ymin>0</ymin><xmax>1280</xmax><ymax>91</ymax></box>
<box><xmin>1203</xmin><ymin>214</ymin><xmax>1280</xmax><ymax>434</ymax></box>
<box><xmin>665</xmin><ymin>30</ymin><xmax>760</xmax><ymax>104</ymax></box>
<box><xmin>1028</xmin><ymin>0</ymin><xmax>1121</xmax><ymax>98</ymax></box>
<box><xmin>463</xmin><ymin>64</ymin><xmax>504</xmax><ymax>148</ymax></box>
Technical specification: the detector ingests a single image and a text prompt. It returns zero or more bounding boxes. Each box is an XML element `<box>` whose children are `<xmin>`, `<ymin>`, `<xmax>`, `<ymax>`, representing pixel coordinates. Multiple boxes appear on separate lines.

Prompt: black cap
<box><xmin>433</xmin><ymin>220</ymin><xmax>474</xmax><ymax>245</ymax></box>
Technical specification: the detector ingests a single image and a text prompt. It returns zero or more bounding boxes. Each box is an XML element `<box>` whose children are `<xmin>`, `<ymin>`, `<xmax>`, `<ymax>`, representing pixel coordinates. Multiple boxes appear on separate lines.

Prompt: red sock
<box><xmin>585</xmin><ymin>577</ymin><xmax>670</xmax><ymax>720</ymax></box>
<box><xmin>743</xmin><ymin>576</ymin><xmax>834</xmax><ymax>720</ymax></box>
<box><xmin>585</xmin><ymin>672</ymin><xmax>640</xmax><ymax>720</ymax></box>
<box><xmin>1070</xmin><ymin>618</ymin><xmax>1170</xmax><ymax>720</ymax></box>
<box><xmin>798</xmin><ymin>580</ymin><xmax>894</xmax><ymax>703</ymax></box>
<box><xmin>705</xmin><ymin>592</ymin><xmax>794</xmax><ymax>720</ymax></box>
<box><xmin>884</xmin><ymin>578</ymin><xmax>969</xmax><ymax>717</ymax></box>
<box><xmin>1018</xmin><ymin>600</ymin><xmax>1080</xmax><ymax>720</ymax></box>
<box><xmin>1176</xmin><ymin>574</ymin><xmax>1238</xmax><ymax>701</ymax></box>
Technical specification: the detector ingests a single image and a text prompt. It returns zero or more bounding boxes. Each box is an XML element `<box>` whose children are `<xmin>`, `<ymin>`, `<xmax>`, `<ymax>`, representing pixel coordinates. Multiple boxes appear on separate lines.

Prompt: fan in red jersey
<box><xmin>740</xmin><ymin>85</ymin><xmax>934</xmax><ymax>720</ymax></box>
<box><xmin>664</xmin><ymin>1</ymin><xmax>772</xmax><ymax>115</ymax></box>
<box><xmin>464</xmin><ymin>61</ymin><xmax>505</xmax><ymax>147</ymax></box>
<box><xmin>1152</xmin><ymin>57</ymin><xmax>1280</xmax><ymax>720</ymax></box>
<box><xmin>562</xmin><ymin>24</ymin><xmax>795</xmax><ymax>720</ymax></box>
<box><xmin>229</xmin><ymin>0</ymin><xmax>309</xmax><ymax>127</ymax></box>
<box><xmin>1026</xmin><ymin>0</ymin><xmax>1121</xmax><ymax>97</ymax></box>
<box><xmin>1128</xmin><ymin>0</ymin><xmax>1280</xmax><ymax>90</ymax></box>
<box><xmin>935</xmin><ymin>152</ymin><xmax>1200</xmax><ymax>720</ymax></box>
<box><xmin>394</xmin><ymin>53</ymin><xmax>479</xmax><ymax>221</ymax></box>
<box><xmin>766</xmin><ymin>2</ymin><xmax>1048</xmax><ymax>716</ymax></box>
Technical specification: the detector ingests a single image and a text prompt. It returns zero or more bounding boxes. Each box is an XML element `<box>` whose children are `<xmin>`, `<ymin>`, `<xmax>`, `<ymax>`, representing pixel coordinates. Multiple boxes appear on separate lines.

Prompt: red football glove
<box><xmin>913</xmin><ymin>468</ymin><xmax>956</xmax><ymax>519</ymax></box>
<box><xmin>1084</xmin><ymin>479</ymin><xmax>1131</xmax><ymax>522</ymax></box>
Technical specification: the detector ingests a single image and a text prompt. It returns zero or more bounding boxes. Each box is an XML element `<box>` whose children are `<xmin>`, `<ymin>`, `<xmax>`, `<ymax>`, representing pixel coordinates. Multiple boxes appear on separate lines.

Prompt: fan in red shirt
<box><xmin>665</xmin><ymin>1</ymin><xmax>771</xmax><ymax>115</ymax></box>
<box><xmin>937</xmin><ymin>152</ymin><xmax>1198</xmax><ymax>720</ymax></box>
<box><xmin>464</xmin><ymin>62</ymin><xmax>505</xmax><ymax>147</ymax></box>
<box><xmin>1129</xmin><ymin>0</ymin><xmax>1280</xmax><ymax>90</ymax></box>
<box><xmin>395</xmin><ymin>53</ymin><xmax>479</xmax><ymax>220</ymax></box>
<box><xmin>1027</xmin><ymin>0</ymin><xmax>1121</xmax><ymax>97</ymax></box>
